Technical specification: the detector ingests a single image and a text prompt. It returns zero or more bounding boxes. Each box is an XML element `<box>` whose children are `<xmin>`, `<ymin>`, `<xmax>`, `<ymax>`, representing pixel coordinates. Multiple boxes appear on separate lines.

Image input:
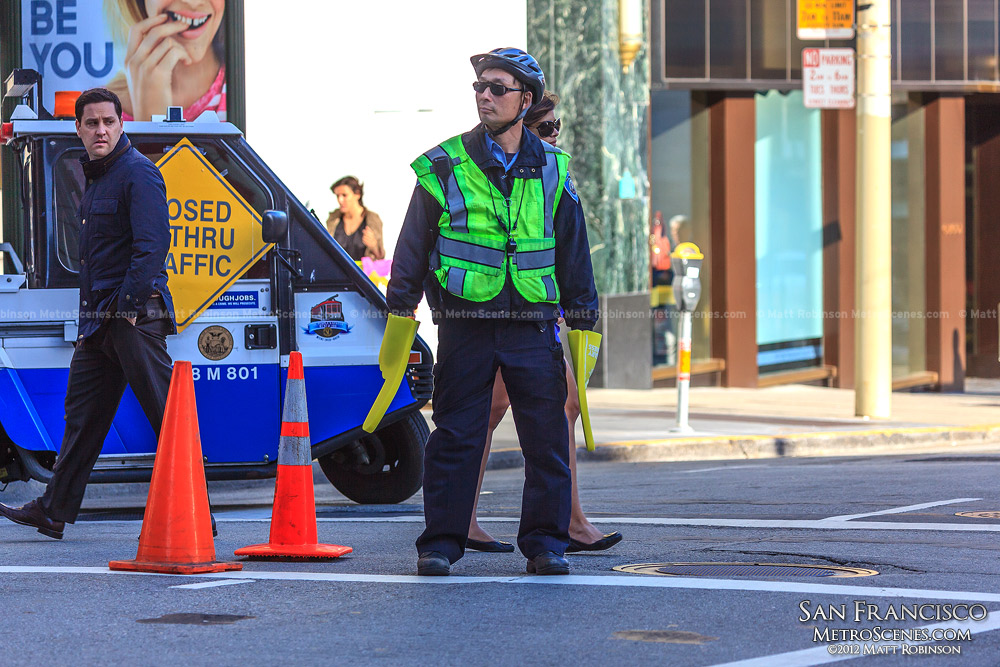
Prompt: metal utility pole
<box><xmin>854</xmin><ymin>0</ymin><xmax>892</xmax><ymax>418</ymax></box>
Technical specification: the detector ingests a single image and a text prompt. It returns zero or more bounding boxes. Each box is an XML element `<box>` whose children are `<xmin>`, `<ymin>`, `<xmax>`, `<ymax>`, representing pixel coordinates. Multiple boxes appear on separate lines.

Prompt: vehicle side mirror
<box><xmin>261</xmin><ymin>210</ymin><xmax>288</xmax><ymax>244</ymax></box>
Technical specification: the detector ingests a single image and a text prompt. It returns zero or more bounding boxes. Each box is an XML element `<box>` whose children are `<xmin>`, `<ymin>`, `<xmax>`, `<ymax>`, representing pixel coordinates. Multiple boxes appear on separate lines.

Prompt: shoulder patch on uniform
<box><xmin>564</xmin><ymin>172</ymin><xmax>580</xmax><ymax>203</ymax></box>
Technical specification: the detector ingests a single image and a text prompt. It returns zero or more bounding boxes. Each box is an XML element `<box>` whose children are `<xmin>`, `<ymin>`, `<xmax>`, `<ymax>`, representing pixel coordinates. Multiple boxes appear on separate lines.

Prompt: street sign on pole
<box><xmin>802</xmin><ymin>48</ymin><xmax>856</xmax><ymax>109</ymax></box>
<box><xmin>798</xmin><ymin>0</ymin><xmax>855</xmax><ymax>40</ymax></box>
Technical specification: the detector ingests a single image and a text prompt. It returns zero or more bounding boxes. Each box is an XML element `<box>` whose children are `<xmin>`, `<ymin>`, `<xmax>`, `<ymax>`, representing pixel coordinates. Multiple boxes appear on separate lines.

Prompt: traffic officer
<box><xmin>387</xmin><ymin>48</ymin><xmax>600</xmax><ymax>576</ymax></box>
<box><xmin>0</xmin><ymin>88</ymin><xmax>176</xmax><ymax>539</ymax></box>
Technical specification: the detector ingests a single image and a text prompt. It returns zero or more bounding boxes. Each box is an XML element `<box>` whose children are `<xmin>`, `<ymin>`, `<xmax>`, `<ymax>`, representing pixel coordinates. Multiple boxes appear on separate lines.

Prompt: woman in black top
<box><xmin>326</xmin><ymin>176</ymin><xmax>386</xmax><ymax>260</ymax></box>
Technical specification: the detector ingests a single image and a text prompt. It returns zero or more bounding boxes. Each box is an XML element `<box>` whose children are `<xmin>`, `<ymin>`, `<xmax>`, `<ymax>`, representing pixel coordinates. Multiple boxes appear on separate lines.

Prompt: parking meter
<box><xmin>671</xmin><ymin>242</ymin><xmax>704</xmax><ymax>312</ymax></box>
<box><xmin>669</xmin><ymin>242</ymin><xmax>704</xmax><ymax>432</ymax></box>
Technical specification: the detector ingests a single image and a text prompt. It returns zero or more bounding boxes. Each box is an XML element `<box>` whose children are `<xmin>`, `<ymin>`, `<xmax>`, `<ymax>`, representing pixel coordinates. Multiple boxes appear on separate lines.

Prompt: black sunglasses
<box><xmin>534</xmin><ymin>118</ymin><xmax>561</xmax><ymax>138</ymax></box>
<box><xmin>472</xmin><ymin>81</ymin><xmax>525</xmax><ymax>96</ymax></box>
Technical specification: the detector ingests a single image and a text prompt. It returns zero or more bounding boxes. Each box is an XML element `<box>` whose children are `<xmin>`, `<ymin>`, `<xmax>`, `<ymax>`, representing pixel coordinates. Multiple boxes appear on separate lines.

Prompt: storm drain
<box><xmin>137</xmin><ymin>613</ymin><xmax>254</xmax><ymax>625</ymax></box>
<box><xmin>614</xmin><ymin>562</ymin><xmax>878</xmax><ymax>578</ymax></box>
<box><xmin>956</xmin><ymin>511</ymin><xmax>1000</xmax><ymax>519</ymax></box>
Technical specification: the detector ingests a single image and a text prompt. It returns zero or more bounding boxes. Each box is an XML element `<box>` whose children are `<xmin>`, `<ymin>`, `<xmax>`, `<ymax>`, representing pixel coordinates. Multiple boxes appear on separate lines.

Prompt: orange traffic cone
<box><xmin>235</xmin><ymin>352</ymin><xmax>352</xmax><ymax>559</ymax></box>
<box><xmin>109</xmin><ymin>361</ymin><xmax>242</xmax><ymax>574</ymax></box>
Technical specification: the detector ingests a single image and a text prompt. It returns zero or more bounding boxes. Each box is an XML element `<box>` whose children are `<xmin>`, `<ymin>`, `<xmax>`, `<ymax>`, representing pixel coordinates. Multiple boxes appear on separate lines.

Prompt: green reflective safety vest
<box><xmin>411</xmin><ymin>134</ymin><xmax>570</xmax><ymax>304</ymax></box>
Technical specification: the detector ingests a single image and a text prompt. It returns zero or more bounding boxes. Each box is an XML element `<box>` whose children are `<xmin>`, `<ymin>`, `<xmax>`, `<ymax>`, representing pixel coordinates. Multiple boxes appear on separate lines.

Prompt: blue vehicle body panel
<box><xmin>286</xmin><ymin>364</ymin><xmax>416</xmax><ymax>444</ymax></box>
<box><xmin>190</xmin><ymin>363</ymin><xmax>281</xmax><ymax>463</ymax></box>
<box><xmin>9</xmin><ymin>368</ymin><xmax>158</xmax><ymax>455</ymax></box>
<box><xmin>5</xmin><ymin>363</ymin><xmax>413</xmax><ymax>463</ymax></box>
<box><xmin>0</xmin><ymin>368</ymin><xmax>56</xmax><ymax>452</ymax></box>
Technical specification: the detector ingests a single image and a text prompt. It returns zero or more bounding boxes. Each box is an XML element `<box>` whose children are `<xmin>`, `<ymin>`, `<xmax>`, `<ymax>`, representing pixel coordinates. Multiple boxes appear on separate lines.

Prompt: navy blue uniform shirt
<box><xmin>387</xmin><ymin>124</ymin><xmax>600</xmax><ymax>331</ymax></box>
<box><xmin>77</xmin><ymin>133</ymin><xmax>176</xmax><ymax>339</ymax></box>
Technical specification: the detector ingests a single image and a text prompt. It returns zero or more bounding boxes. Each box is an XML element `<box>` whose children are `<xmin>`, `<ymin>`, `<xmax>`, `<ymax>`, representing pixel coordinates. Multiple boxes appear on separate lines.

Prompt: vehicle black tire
<box><xmin>319</xmin><ymin>411</ymin><xmax>428</xmax><ymax>504</ymax></box>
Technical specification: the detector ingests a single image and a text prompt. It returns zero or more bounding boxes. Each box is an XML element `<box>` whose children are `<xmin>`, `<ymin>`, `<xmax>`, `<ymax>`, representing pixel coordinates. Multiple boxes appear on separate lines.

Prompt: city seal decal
<box><xmin>303</xmin><ymin>295</ymin><xmax>352</xmax><ymax>340</ymax></box>
<box><xmin>198</xmin><ymin>325</ymin><xmax>234</xmax><ymax>360</ymax></box>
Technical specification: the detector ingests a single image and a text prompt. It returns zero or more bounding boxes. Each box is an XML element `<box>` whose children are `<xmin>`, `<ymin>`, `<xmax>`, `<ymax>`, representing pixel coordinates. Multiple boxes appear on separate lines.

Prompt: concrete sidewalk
<box><xmin>467</xmin><ymin>378</ymin><xmax>1000</xmax><ymax>468</ymax></box>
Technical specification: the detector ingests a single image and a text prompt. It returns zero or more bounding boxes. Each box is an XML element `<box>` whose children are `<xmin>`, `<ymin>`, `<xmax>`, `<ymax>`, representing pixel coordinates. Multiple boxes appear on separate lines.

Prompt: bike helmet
<box><xmin>470</xmin><ymin>48</ymin><xmax>545</xmax><ymax>105</ymax></box>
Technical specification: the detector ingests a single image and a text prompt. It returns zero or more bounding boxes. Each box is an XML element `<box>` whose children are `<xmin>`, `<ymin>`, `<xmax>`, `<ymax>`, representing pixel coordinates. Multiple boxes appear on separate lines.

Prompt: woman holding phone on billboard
<box><xmin>104</xmin><ymin>0</ymin><xmax>227</xmax><ymax>122</ymax></box>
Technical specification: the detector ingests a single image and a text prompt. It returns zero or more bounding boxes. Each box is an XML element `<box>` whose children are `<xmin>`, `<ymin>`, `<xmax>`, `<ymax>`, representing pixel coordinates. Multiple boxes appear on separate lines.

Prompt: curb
<box><xmin>486</xmin><ymin>424</ymin><xmax>1000</xmax><ymax>470</ymax></box>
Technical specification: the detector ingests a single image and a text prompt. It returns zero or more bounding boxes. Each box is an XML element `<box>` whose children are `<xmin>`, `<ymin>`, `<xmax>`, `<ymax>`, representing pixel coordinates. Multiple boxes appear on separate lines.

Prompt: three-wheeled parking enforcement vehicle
<box><xmin>0</xmin><ymin>71</ymin><xmax>432</xmax><ymax>504</ymax></box>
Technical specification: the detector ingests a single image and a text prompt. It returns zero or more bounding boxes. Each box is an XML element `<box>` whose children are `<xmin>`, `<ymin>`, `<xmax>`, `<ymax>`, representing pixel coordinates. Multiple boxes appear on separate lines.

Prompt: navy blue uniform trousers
<box><xmin>416</xmin><ymin>317</ymin><xmax>572</xmax><ymax>563</ymax></box>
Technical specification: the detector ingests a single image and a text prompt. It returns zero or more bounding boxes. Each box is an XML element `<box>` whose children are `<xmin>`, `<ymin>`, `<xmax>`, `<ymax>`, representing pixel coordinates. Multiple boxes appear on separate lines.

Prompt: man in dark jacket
<box><xmin>388</xmin><ymin>48</ymin><xmax>600</xmax><ymax>576</ymax></box>
<box><xmin>0</xmin><ymin>88</ymin><xmax>176</xmax><ymax>539</ymax></box>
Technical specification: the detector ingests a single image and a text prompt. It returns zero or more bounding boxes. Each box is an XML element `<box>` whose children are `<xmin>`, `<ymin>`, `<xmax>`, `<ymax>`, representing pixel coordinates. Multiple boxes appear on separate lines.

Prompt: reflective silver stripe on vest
<box><xmin>541</xmin><ymin>275</ymin><xmax>557</xmax><ymax>301</ymax></box>
<box><xmin>541</xmin><ymin>148</ymin><xmax>560</xmax><ymax>238</ymax></box>
<box><xmin>437</xmin><ymin>236</ymin><xmax>505</xmax><ymax>268</ymax></box>
<box><xmin>516</xmin><ymin>247</ymin><xmax>556</xmax><ymax>270</ymax></box>
<box><xmin>424</xmin><ymin>145</ymin><xmax>468</xmax><ymax>233</ymax></box>
<box><xmin>446</xmin><ymin>267</ymin><xmax>467</xmax><ymax>295</ymax></box>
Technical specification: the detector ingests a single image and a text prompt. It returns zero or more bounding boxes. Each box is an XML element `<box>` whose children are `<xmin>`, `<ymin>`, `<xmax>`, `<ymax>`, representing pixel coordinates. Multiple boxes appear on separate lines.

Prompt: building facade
<box><xmin>642</xmin><ymin>0</ymin><xmax>996</xmax><ymax>390</ymax></box>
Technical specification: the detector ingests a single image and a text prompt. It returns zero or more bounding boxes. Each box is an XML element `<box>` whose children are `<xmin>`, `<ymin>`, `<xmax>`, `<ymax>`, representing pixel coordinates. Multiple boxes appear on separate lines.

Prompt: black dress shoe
<box><xmin>417</xmin><ymin>551</ymin><xmax>451</xmax><ymax>576</ymax></box>
<box><xmin>565</xmin><ymin>531</ymin><xmax>623</xmax><ymax>553</ymax></box>
<box><xmin>0</xmin><ymin>498</ymin><xmax>65</xmax><ymax>539</ymax></box>
<box><xmin>466</xmin><ymin>538</ymin><xmax>515</xmax><ymax>553</ymax></box>
<box><xmin>526</xmin><ymin>551</ymin><xmax>570</xmax><ymax>575</ymax></box>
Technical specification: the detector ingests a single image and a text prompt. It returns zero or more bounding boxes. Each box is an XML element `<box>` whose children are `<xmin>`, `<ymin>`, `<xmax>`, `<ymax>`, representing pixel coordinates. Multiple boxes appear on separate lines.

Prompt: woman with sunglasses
<box><xmin>466</xmin><ymin>91</ymin><xmax>623</xmax><ymax>555</ymax></box>
<box><xmin>524</xmin><ymin>91</ymin><xmax>562</xmax><ymax>144</ymax></box>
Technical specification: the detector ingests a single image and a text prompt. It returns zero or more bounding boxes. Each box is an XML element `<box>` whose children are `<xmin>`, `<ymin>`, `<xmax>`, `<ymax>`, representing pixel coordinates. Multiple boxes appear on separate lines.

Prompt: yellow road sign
<box><xmin>156</xmin><ymin>138</ymin><xmax>274</xmax><ymax>331</ymax></box>
<box><xmin>797</xmin><ymin>0</ymin><xmax>854</xmax><ymax>40</ymax></box>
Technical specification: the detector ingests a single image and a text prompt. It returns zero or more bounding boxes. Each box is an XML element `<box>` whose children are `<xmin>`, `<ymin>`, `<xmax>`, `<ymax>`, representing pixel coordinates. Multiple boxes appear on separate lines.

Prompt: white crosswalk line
<box><xmin>170</xmin><ymin>579</ymin><xmax>255</xmax><ymax>590</ymax></box>
<box><xmin>821</xmin><ymin>498</ymin><xmax>980</xmax><ymax>522</ymax></box>
<box><xmin>3</xmin><ymin>565</ymin><xmax>1000</xmax><ymax>603</ymax></box>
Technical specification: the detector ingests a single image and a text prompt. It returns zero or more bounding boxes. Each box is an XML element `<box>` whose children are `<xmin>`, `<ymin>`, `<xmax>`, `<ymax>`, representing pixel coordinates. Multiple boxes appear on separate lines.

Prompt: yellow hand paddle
<box><xmin>567</xmin><ymin>329</ymin><xmax>602</xmax><ymax>451</ymax></box>
<box><xmin>363</xmin><ymin>314</ymin><xmax>419</xmax><ymax>433</ymax></box>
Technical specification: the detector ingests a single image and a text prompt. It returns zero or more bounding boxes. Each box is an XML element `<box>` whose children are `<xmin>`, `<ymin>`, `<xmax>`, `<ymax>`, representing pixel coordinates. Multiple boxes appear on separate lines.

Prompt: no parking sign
<box><xmin>802</xmin><ymin>48</ymin><xmax>856</xmax><ymax>110</ymax></box>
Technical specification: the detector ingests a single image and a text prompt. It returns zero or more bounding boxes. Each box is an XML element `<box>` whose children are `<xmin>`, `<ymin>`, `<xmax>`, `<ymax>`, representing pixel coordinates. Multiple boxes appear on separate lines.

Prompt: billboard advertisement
<box><xmin>20</xmin><ymin>0</ymin><xmax>227</xmax><ymax>121</ymax></box>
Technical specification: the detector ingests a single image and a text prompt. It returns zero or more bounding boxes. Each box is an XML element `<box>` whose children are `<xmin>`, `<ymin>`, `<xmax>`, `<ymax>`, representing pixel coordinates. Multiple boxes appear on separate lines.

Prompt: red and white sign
<box><xmin>802</xmin><ymin>48</ymin><xmax>855</xmax><ymax>109</ymax></box>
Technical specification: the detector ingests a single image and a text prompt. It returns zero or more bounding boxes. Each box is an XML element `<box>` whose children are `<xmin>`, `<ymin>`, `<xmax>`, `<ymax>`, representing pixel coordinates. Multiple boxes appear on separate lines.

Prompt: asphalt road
<box><xmin>3</xmin><ymin>452</ymin><xmax>1000</xmax><ymax>665</ymax></box>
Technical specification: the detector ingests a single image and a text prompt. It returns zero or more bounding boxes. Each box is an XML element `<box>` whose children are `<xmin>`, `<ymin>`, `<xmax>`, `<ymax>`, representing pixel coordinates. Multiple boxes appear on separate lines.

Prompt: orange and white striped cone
<box><xmin>234</xmin><ymin>352</ymin><xmax>352</xmax><ymax>559</ymax></box>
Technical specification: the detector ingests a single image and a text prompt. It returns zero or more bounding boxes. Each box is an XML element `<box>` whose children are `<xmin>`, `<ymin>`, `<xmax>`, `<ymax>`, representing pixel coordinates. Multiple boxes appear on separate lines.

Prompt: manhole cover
<box><xmin>137</xmin><ymin>613</ymin><xmax>253</xmax><ymax>625</ymax></box>
<box><xmin>613</xmin><ymin>630</ymin><xmax>718</xmax><ymax>644</ymax></box>
<box><xmin>956</xmin><ymin>511</ymin><xmax>1000</xmax><ymax>519</ymax></box>
<box><xmin>614</xmin><ymin>562</ymin><xmax>878</xmax><ymax>578</ymax></box>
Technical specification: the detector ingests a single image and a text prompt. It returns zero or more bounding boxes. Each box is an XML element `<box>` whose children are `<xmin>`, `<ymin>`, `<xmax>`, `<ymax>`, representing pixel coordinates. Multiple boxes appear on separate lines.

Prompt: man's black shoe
<box><xmin>417</xmin><ymin>551</ymin><xmax>451</xmax><ymax>576</ymax></box>
<box><xmin>0</xmin><ymin>498</ymin><xmax>65</xmax><ymax>539</ymax></box>
<box><xmin>526</xmin><ymin>551</ymin><xmax>570</xmax><ymax>575</ymax></box>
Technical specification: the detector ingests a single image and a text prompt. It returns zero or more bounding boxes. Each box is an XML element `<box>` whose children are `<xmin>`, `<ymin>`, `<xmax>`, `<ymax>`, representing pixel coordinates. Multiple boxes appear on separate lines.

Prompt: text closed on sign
<box><xmin>156</xmin><ymin>138</ymin><xmax>273</xmax><ymax>331</ymax></box>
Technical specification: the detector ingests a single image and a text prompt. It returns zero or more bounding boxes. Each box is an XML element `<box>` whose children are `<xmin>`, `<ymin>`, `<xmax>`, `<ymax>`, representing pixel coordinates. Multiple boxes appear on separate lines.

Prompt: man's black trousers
<box><xmin>416</xmin><ymin>317</ymin><xmax>572</xmax><ymax>563</ymax></box>
<box><xmin>41</xmin><ymin>307</ymin><xmax>173</xmax><ymax>523</ymax></box>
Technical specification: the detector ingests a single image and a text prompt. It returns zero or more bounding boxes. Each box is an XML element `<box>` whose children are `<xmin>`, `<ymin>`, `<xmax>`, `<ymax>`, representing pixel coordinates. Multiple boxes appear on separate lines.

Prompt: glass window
<box><xmin>890</xmin><ymin>95</ymin><xmax>927</xmax><ymax>378</ymax></box>
<box><xmin>53</xmin><ymin>150</ymin><xmax>85</xmax><ymax>273</ymax></box>
<box><xmin>900</xmin><ymin>0</ymin><xmax>933</xmax><ymax>81</ymax></box>
<box><xmin>710</xmin><ymin>0</ymin><xmax>748</xmax><ymax>78</ymax></box>
<box><xmin>968</xmin><ymin>0</ymin><xmax>997</xmax><ymax>81</ymax></box>
<box><xmin>788</xmin><ymin>2</ymin><xmax>814</xmax><ymax>79</ymax></box>
<box><xmin>935</xmin><ymin>0</ymin><xmax>966</xmax><ymax>81</ymax></box>
<box><xmin>750</xmin><ymin>0</ymin><xmax>787</xmax><ymax>79</ymax></box>
<box><xmin>664</xmin><ymin>0</ymin><xmax>707</xmax><ymax>78</ymax></box>
<box><xmin>890</xmin><ymin>0</ymin><xmax>899</xmax><ymax>79</ymax></box>
<box><xmin>649</xmin><ymin>91</ymin><xmax>711</xmax><ymax>366</ymax></box>
<box><xmin>755</xmin><ymin>90</ymin><xmax>823</xmax><ymax>371</ymax></box>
